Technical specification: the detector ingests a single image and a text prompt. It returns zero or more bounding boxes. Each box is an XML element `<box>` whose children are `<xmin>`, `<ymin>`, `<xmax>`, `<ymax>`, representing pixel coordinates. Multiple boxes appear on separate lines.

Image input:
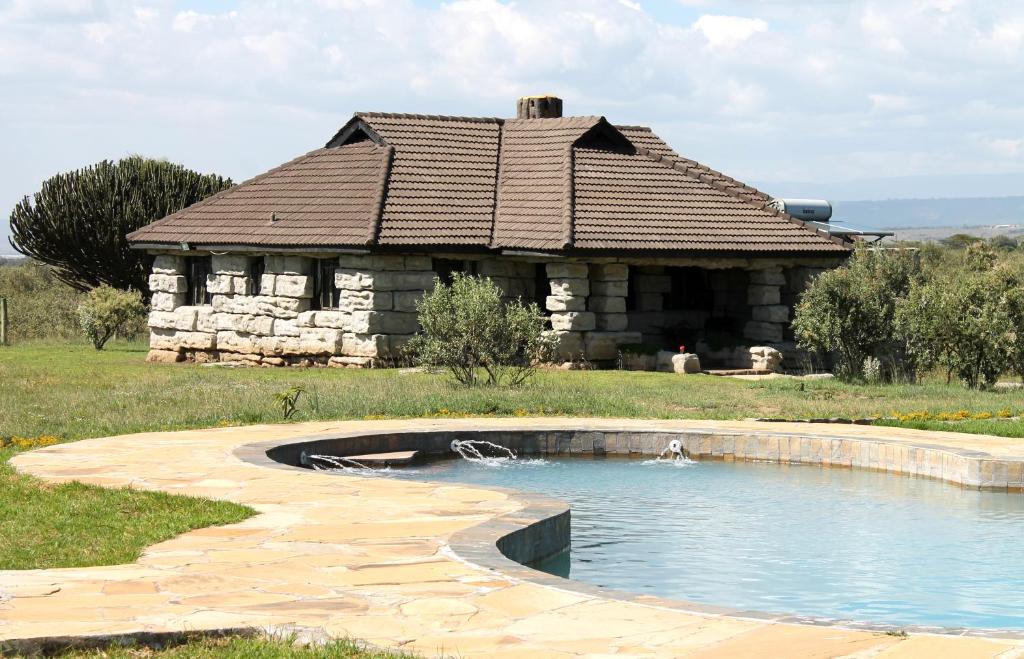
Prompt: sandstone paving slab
<box><xmin>4</xmin><ymin>418</ymin><xmax>1024</xmax><ymax>657</ymax></box>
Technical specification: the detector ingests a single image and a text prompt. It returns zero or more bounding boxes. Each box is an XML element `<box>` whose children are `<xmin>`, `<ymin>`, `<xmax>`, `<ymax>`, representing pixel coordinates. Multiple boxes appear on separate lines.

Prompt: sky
<box><xmin>3</xmin><ymin>0</ymin><xmax>1024</xmax><ymax>253</ymax></box>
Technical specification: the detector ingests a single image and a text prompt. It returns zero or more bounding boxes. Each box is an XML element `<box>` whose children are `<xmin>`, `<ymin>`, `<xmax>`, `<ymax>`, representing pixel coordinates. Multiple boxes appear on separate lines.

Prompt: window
<box><xmin>311</xmin><ymin>259</ymin><xmax>338</xmax><ymax>310</ymax></box>
<box><xmin>665</xmin><ymin>267</ymin><xmax>712</xmax><ymax>311</ymax></box>
<box><xmin>433</xmin><ymin>258</ymin><xmax>477</xmax><ymax>286</ymax></box>
<box><xmin>248</xmin><ymin>257</ymin><xmax>266</xmax><ymax>296</ymax></box>
<box><xmin>186</xmin><ymin>257</ymin><xmax>212</xmax><ymax>306</ymax></box>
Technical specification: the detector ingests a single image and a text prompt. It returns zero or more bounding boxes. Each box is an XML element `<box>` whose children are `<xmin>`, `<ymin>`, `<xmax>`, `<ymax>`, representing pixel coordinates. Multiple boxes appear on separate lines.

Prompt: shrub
<box><xmin>407</xmin><ymin>273</ymin><xmax>554</xmax><ymax>387</ymax></box>
<box><xmin>9</xmin><ymin>156</ymin><xmax>231</xmax><ymax>294</ymax></box>
<box><xmin>896</xmin><ymin>267</ymin><xmax>1017</xmax><ymax>389</ymax></box>
<box><xmin>792</xmin><ymin>246</ymin><xmax>920</xmax><ymax>381</ymax></box>
<box><xmin>77</xmin><ymin>285</ymin><xmax>147</xmax><ymax>350</ymax></box>
<box><xmin>0</xmin><ymin>259</ymin><xmax>82</xmax><ymax>341</ymax></box>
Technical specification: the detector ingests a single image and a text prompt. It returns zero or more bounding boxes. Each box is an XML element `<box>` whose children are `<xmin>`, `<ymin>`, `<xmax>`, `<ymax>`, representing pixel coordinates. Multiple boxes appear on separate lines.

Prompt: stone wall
<box><xmin>545</xmin><ymin>263</ymin><xmax>640</xmax><ymax>363</ymax></box>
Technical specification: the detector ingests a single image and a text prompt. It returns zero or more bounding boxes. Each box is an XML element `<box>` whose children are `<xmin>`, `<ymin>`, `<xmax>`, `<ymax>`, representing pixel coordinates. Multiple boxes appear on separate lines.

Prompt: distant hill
<box><xmin>832</xmin><ymin>196</ymin><xmax>1024</xmax><ymax>230</ymax></box>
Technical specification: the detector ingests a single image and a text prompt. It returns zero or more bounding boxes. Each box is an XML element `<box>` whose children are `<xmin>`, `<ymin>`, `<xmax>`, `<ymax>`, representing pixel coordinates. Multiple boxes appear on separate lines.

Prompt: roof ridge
<box><xmin>356</xmin><ymin>111</ymin><xmax>504</xmax><ymax>123</ymax></box>
<box><xmin>613</xmin><ymin>124</ymin><xmax>652</xmax><ymax>131</ymax></box>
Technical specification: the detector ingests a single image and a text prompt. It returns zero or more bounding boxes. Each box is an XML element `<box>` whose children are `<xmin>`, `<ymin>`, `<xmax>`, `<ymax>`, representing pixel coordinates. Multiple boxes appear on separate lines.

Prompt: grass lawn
<box><xmin>0</xmin><ymin>444</ymin><xmax>252</xmax><ymax>570</ymax></box>
<box><xmin>2</xmin><ymin>341</ymin><xmax>1023</xmax><ymax>441</ymax></box>
<box><xmin>9</xmin><ymin>635</ymin><xmax>416</xmax><ymax>658</ymax></box>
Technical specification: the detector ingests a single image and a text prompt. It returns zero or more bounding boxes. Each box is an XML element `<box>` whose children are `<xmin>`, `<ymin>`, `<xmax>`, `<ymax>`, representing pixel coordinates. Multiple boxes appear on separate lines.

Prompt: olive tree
<box><xmin>77</xmin><ymin>285</ymin><xmax>147</xmax><ymax>350</ymax></box>
<box><xmin>407</xmin><ymin>273</ymin><xmax>554</xmax><ymax>387</ymax></box>
<box><xmin>791</xmin><ymin>247</ymin><xmax>920</xmax><ymax>381</ymax></box>
<box><xmin>9</xmin><ymin>156</ymin><xmax>231</xmax><ymax>294</ymax></box>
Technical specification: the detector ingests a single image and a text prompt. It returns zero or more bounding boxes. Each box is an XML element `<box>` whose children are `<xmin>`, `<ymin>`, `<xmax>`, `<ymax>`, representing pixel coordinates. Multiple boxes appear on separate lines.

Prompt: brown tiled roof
<box><xmin>128</xmin><ymin>112</ymin><xmax>848</xmax><ymax>254</ymax></box>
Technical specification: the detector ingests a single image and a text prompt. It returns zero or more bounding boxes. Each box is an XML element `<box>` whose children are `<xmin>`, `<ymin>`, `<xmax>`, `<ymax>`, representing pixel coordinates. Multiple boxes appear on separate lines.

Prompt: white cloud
<box><xmin>869</xmin><ymin>93</ymin><xmax>912</xmax><ymax>112</ymax></box>
<box><xmin>986</xmin><ymin>138</ymin><xmax>1024</xmax><ymax>158</ymax></box>
<box><xmin>691</xmin><ymin>14</ymin><xmax>767</xmax><ymax>49</ymax></box>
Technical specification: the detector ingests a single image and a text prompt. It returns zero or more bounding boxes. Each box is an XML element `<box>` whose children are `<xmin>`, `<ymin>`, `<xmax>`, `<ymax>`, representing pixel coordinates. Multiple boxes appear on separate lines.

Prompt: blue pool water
<box><xmin>388</xmin><ymin>456</ymin><xmax>1024</xmax><ymax>630</ymax></box>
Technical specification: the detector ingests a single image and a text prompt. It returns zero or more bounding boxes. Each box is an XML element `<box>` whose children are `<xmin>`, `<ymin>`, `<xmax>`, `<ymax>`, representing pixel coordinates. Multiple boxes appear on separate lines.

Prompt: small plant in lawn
<box><xmin>273</xmin><ymin>385</ymin><xmax>306</xmax><ymax>419</ymax></box>
<box><xmin>407</xmin><ymin>272</ymin><xmax>554</xmax><ymax>387</ymax></box>
<box><xmin>76</xmin><ymin>285</ymin><xmax>147</xmax><ymax>350</ymax></box>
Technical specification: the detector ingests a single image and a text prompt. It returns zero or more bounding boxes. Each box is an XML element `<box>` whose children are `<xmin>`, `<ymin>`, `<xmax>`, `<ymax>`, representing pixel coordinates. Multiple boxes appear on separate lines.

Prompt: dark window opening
<box><xmin>532</xmin><ymin>263</ymin><xmax>548</xmax><ymax>310</ymax></box>
<box><xmin>186</xmin><ymin>257</ymin><xmax>211</xmax><ymax>306</ymax></box>
<box><xmin>248</xmin><ymin>258</ymin><xmax>265</xmax><ymax>296</ymax></box>
<box><xmin>432</xmin><ymin>258</ymin><xmax>477</xmax><ymax>286</ymax></box>
<box><xmin>311</xmin><ymin>259</ymin><xmax>338</xmax><ymax>310</ymax></box>
<box><xmin>665</xmin><ymin>267</ymin><xmax>713</xmax><ymax>311</ymax></box>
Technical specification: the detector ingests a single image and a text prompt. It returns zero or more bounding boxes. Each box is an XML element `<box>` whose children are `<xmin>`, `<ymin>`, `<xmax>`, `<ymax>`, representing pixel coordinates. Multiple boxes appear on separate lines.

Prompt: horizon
<box><xmin>4</xmin><ymin>0</ymin><xmax>1024</xmax><ymax>253</ymax></box>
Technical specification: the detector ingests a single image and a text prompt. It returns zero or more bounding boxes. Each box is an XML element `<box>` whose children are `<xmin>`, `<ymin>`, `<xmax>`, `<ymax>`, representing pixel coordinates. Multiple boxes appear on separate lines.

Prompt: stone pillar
<box><xmin>545</xmin><ymin>262</ymin><xmax>590</xmax><ymax>361</ymax></box>
<box><xmin>744</xmin><ymin>267</ymin><xmax>786</xmax><ymax>344</ymax></box>
<box><xmin>589</xmin><ymin>264</ymin><xmax>628</xmax><ymax>332</ymax></box>
<box><xmin>146</xmin><ymin>254</ymin><xmax>217</xmax><ymax>363</ymax></box>
<box><xmin>634</xmin><ymin>265</ymin><xmax>669</xmax><ymax>312</ymax></box>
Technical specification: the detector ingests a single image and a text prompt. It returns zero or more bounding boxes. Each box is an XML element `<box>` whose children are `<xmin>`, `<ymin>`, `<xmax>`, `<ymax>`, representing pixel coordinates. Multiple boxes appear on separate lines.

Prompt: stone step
<box><xmin>345</xmin><ymin>450</ymin><xmax>420</xmax><ymax>466</ymax></box>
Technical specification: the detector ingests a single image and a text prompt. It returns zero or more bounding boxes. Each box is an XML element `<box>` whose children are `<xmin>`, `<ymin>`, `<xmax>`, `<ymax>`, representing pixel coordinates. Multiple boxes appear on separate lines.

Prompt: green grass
<box><xmin>0</xmin><ymin>444</ymin><xmax>252</xmax><ymax>570</ymax></box>
<box><xmin>2</xmin><ymin>339</ymin><xmax>1022</xmax><ymax>571</ymax></box>
<box><xmin>10</xmin><ymin>634</ymin><xmax>417</xmax><ymax>658</ymax></box>
<box><xmin>1</xmin><ymin>341</ymin><xmax>1023</xmax><ymax>441</ymax></box>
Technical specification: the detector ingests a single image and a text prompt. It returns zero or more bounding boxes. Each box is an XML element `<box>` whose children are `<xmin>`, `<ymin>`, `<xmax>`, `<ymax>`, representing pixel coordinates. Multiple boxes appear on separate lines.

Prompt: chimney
<box><xmin>517</xmin><ymin>95</ymin><xmax>563</xmax><ymax>119</ymax></box>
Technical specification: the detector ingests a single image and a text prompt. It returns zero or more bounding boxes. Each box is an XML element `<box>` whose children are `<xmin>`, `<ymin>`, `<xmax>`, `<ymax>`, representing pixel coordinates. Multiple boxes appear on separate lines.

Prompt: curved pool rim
<box><xmin>237</xmin><ymin>422</ymin><xmax>1024</xmax><ymax>640</ymax></box>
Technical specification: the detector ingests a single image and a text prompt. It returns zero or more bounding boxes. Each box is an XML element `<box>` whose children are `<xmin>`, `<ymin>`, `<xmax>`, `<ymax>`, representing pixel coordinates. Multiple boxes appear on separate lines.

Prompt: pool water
<box><xmin>388</xmin><ymin>456</ymin><xmax>1024</xmax><ymax>630</ymax></box>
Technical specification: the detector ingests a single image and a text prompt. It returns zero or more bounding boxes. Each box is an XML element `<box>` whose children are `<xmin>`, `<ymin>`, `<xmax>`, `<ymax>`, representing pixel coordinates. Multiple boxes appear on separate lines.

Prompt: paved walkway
<box><xmin>3</xmin><ymin>418</ymin><xmax>1024</xmax><ymax>658</ymax></box>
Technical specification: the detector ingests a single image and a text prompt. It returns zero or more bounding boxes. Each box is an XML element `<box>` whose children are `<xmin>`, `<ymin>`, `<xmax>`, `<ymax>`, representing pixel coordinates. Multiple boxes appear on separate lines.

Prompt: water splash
<box><xmin>450</xmin><ymin>439</ymin><xmax>517</xmax><ymax>466</ymax></box>
<box><xmin>302</xmin><ymin>451</ymin><xmax>386</xmax><ymax>475</ymax></box>
<box><xmin>647</xmin><ymin>439</ymin><xmax>695</xmax><ymax>467</ymax></box>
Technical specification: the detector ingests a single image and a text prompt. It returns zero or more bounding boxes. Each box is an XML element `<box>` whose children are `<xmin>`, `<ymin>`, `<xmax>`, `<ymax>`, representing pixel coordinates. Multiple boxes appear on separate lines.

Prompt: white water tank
<box><xmin>769</xmin><ymin>198</ymin><xmax>832</xmax><ymax>222</ymax></box>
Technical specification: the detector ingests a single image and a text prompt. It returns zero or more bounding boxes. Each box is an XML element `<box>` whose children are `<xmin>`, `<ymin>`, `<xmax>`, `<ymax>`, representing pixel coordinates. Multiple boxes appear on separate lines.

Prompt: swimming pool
<box><xmin>388</xmin><ymin>455</ymin><xmax>1024</xmax><ymax>631</ymax></box>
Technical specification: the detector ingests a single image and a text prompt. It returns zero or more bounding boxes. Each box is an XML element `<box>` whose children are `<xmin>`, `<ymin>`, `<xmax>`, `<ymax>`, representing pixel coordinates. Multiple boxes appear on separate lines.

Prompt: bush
<box><xmin>0</xmin><ymin>258</ymin><xmax>82</xmax><ymax>341</ymax></box>
<box><xmin>792</xmin><ymin>246</ymin><xmax>920</xmax><ymax>381</ymax></box>
<box><xmin>407</xmin><ymin>273</ymin><xmax>554</xmax><ymax>386</ymax></box>
<box><xmin>9</xmin><ymin>156</ymin><xmax>231</xmax><ymax>294</ymax></box>
<box><xmin>77</xmin><ymin>285</ymin><xmax>147</xmax><ymax>350</ymax></box>
<box><xmin>897</xmin><ymin>266</ymin><xmax>1017</xmax><ymax>389</ymax></box>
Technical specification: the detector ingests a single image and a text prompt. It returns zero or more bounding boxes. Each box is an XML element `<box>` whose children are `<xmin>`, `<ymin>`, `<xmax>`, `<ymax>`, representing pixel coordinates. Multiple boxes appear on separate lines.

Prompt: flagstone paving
<box><xmin>3</xmin><ymin>418</ymin><xmax>1024</xmax><ymax>658</ymax></box>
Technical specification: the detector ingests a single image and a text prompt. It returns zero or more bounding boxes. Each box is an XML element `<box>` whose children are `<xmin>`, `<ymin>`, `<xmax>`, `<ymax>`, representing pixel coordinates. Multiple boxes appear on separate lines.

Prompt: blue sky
<box><xmin>3</xmin><ymin>0</ymin><xmax>1024</xmax><ymax>254</ymax></box>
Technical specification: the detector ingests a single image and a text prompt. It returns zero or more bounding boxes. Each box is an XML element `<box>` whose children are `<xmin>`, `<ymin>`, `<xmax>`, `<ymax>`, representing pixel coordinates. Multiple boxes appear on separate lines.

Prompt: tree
<box><xmin>407</xmin><ymin>273</ymin><xmax>554</xmax><ymax>387</ymax></box>
<box><xmin>77</xmin><ymin>285</ymin><xmax>147</xmax><ymax>350</ymax></box>
<box><xmin>9</xmin><ymin>157</ymin><xmax>232</xmax><ymax>294</ymax></box>
<box><xmin>896</xmin><ymin>267</ymin><xmax>1016</xmax><ymax>389</ymax></box>
<box><xmin>791</xmin><ymin>247</ymin><xmax>920</xmax><ymax>381</ymax></box>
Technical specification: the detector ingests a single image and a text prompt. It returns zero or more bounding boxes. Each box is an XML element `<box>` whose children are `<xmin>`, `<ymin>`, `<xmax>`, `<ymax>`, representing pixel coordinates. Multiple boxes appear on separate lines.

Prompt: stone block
<box><xmin>588</xmin><ymin>296</ymin><xmax>625</xmax><ymax>313</ymax></box>
<box><xmin>217</xmin><ymin>330</ymin><xmax>258</xmax><ymax>354</ymax></box>
<box><xmin>206</xmin><ymin>274</ymin><xmax>248</xmax><ymax>295</ymax></box>
<box><xmin>342</xmin><ymin>333</ymin><xmax>388</xmax><ymax>357</ymax></box>
<box><xmin>348</xmin><ymin>311</ymin><xmax>420</xmax><ymax>334</ymax></box>
<box><xmin>212</xmin><ymin>295</ymin><xmax>308</xmax><ymax>319</ymax></box>
<box><xmin>478</xmin><ymin>259</ymin><xmax>512</xmax><ymax>277</ymax></box>
<box><xmin>146</xmin><ymin>348</ymin><xmax>183</xmax><ymax>363</ymax></box>
<box><xmin>329</xmin><ymin>356</ymin><xmax>373</xmax><ymax>368</ymax></box>
<box><xmin>392</xmin><ymin>290</ymin><xmax>424</xmax><ymax>313</ymax></box>
<box><xmin>335</xmin><ymin>269</ymin><xmax>374</xmax><ymax>291</ymax></box>
<box><xmin>211</xmin><ymin>254</ymin><xmax>251</xmax><ymax>276</ymax></box>
<box><xmin>378</xmin><ymin>270</ymin><xmax>436</xmax><ymax>292</ymax></box>
<box><xmin>550</xmin><ymin>312</ymin><xmax>596</xmax><ymax>331</ymax></box>
<box><xmin>148</xmin><ymin>274</ymin><xmax>187</xmax><ymax>294</ymax></box>
<box><xmin>296</xmin><ymin>311</ymin><xmax>317</xmax><ymax>328</ymax></box>
<box><xmin>635</xmin><ymin>274</ymin><xmax>670</xmax><ymax>294</ymax></box>
<box><xmin>149</xmin><ymin>308</ymin><xmax>197</xmax><ymax>331</ymax></box>
<box><xmin>744</xmin><ymin>321</ymin><xmax>784</xmax><ymax>343</ymax></box>
<box><xmin>584</xmin><ymin>331</ymin><xmax>642</xmax><ymax>361</ymax></box>
<box><xmin>591</xmin><ymin>280</ymin><xmax>628</xmax><ymax>297</ymax></box>
<box><xmin>264</xmin><ymin>255</ymin><xmax>309</xmax><ymax>275</ymax></box>
<box><xmin>150</xmin><ymin>292</ymin><xmax>185</xmax><ymax>312</ymax></box>
<box><xmin>196</xmin><ymin>307</ymin><xmax>216</xmax><ymax>333</ymax></box>
<box><xmin>752</xmin><ymin>304</ymin><xmax>789</xmax><ymax>323</ymax></box>
<box><xmin>749</xmin><ymin>267</ymin><xmax>786</xmax><ymax>286</ymax></box>
<box><xmin>273</xmin><ymin>318</ymin><xmax>301</xmax><ymax>337</ymax></box>
<box><xmin>748</xmin><ymin>285</ymin><xmax>781</xmax><ymax>306</ymax></box>
<box><xmin>312</xmin><ymin>310</ymin><xmax>349</xmax><ymax>329</ymax></box>
<box><xmin>546</xmin><ymin>295</ymin><xmax>585</xmax><ymax>312</ymax></box>
<box><xmin>549</xmin><ymin>278</ymin><xmax>589</xmax><ymax>297</ymax></box>
<box><xmin>589</xmin><ymin>263</ymin><xmax>628</xmax><ymax>281</ymax></box>
<box><xmin>296</xmin><ymin>328</ymin><xmax>343</xmax><ymax>355</ymax></box>
<box><xmin>596</xmin><ymin>313</ymin><xmax>628</xmax><ymax>331</ymax></box>
<box><xmin>547</xmin><ymin>330</ymin><xmax>584</xmax><ymax>361</ymax></box>
<box><xmin>672</xmin><ymin>353</ymin><xmax>701</xmax><ymax>374</ymax></box>
<box><xmin>339</xmin><ymin>289</ymin><xmax>393</xmax><ymax>312</ymax></box>
<box><xmin>152</xmin><ymin>255</ymin><xmax>185</xmax><ymax>275</ymax></box>
<box><xmin>405</xmin><ymin>255</ymin><xmax>433</xmax><ymax>271</ymax></box>
<box><xmin>637</xmin><ymin>292</ymin><xmax>663</xmax><ymax>312</ymax></box>
<box><xmin>388</xmin><ymin>334</ymin><xmax>415</xmax><ymax>356</ymax></box>
<box><xmin>655</xmin><ymin>350</ymin><xmax>676</xmax><ymax>372</ymax></box>
<box><xmin>546</xmin><ymin>262</ymin><xmax>588</xmax><ymax>279</ymax></box>
<box><xmin>270</xmin><ymin>274</ymin><xmax>313</xmax><ymax>298</ymax></box>
<box><xmin>750</xmin><ymin>346</ymin><xmax>783</xmax><ymax>372</ymax></box>
<box><xmin>234</xmin><ymin>314</ymin><xmax>275</xmax><ymax>335</ymax></box>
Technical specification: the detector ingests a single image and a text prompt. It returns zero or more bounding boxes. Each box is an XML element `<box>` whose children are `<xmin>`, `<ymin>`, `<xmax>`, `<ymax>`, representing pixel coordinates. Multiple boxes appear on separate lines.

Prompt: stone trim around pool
<box><xmin>245</xmin><ymin>425</ymin><xmax>1024</xmax><ymax>492</ymax></box>
<box><xmin>239</xmin><ymin>423</ymin><xmax>1024</xmax><ymax>639</ymax></box>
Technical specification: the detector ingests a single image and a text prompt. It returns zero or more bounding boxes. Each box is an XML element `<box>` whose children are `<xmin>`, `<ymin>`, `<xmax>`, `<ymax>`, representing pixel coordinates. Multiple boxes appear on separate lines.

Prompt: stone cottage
<box><xmin>127</xmin><ymin>95</ymin><xmax>851</xmax><ymax>369</ymax></box>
